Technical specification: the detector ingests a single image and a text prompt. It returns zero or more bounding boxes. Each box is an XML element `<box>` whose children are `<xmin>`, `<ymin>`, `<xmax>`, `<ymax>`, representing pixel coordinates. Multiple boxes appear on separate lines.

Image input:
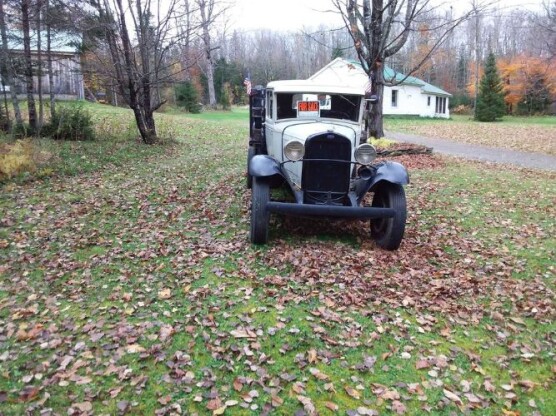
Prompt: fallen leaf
<box><xmin>126</xmin><ymin>344</ymin><xmax>146</xmax><ymax>353</ymax></box>
<box><xmin>325</xmin><ymin>401</ymin><xmax>339</xmax><ymax>411</ymax></box>
<box><xmin>271</xmin><ymin>395</ymin><xmax>283</xmax><ymax>407</ymax></box>
<box><xmin>291</xmin><ymin>382</ymin><xmax>305</xmax><ymax>394</ymax></box>
<box><xmin>309</xmin><ymin>367</ymin><xmax>329</xmax><ymax>381</ymax></box>
<box><xmin>443</xmin><ymin>389</ymin><xmax>463</xmax><ymax>405</ymax></box>
<box><xmin>158</xmin><ymin>288</ymin><xmax>172</xmax><ymax>299</ymax></box>
<box><xmin>158</xmin><ymin>395</ymin><xmax>172</xmax><ymax>405</ymax></box>
<box><xmin>415</xmin><ymin>359</ymin><xmax>431</xmax><ymax>369</ymax></box>
<box><xmin>207</xmin><ymin>398</ymin><xmax>222</xmax><ymax>410</ymax></box>
<box><xmin>392</xmin><ymin>400</ymin><xmax>407</xmax><ymax>414</ymax></box>
<box><xmin>308</xmin><ymin>349</ymin><xmax>317</xmax><ymax>363</ymax></box>
<box><xmin>213</xmin><ymin>405</ymin><xmax>227</xmax><ymax>415</ymax></box>
<box><xmin>230</xmin><ymin>328</ymin><xmax>256</xmax><ymax>338</ymax></box>
<box><xmin>484</xmin><ymin>380</ymin><xmax>496</xmax><ymax>392</ymax></box>
<box><xmin>345</xmin><ymin>385</ymin><xmax>361</xmax><ymax>399</ymax></box>
<box><xmin>297</xmin><ymin>395</ymin><xmax>316</xmax><ymax>415</ymax></box>
<box><xmin>73</xmin><ymin>401</ymin><xmax>93</xmax><ymax>412</ymax></box>
<box><xmin>233</xmin><ymin>378</ymin><xmax>243</xmax><ymax>391</ymax></box>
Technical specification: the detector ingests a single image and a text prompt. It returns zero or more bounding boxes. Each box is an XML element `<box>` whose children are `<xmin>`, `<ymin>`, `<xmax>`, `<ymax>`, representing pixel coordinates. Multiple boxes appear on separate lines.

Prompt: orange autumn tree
<box><xmin>498</xmin><ymin>55</ymin><xmax>556</xmax><ymax>114</ymax></box>
<box><xmin>468</xmin><ymin>55</ymin><xmax>555</xmax><ymax>114</ymax></box>
<box><xmin>466</xmin><ymin>62</ymin><xmax>483</xmax><ymax>98</ymax></box>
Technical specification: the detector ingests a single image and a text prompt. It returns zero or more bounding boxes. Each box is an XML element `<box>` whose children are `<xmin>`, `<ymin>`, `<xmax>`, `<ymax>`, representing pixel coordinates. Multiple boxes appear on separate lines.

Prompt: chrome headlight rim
<box><xmin>354</xmin><ymin>143</ymin><xmax>377</xmax><ymax>165</ymax></box>
<box><xmin>284</xmin><ymin>140</ymin><xmax>305</xmax><ymax>161</ymax></box>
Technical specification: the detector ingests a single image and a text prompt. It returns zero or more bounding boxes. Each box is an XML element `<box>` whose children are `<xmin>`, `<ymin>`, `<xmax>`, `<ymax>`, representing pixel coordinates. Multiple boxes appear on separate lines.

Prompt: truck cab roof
<box><xmin>266</xmin><ymin>80</ymin><xmax>364</xmax><ymax>96</ymax></box>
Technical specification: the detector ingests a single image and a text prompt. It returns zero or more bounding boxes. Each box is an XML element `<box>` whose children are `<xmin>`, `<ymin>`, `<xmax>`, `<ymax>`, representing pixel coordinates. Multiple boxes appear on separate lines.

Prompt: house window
<box><xmin>427</xmin><ymin>96</ymin><xmax>431</xmax><ymax>106</ymax></box>
<box><xmin>391</xmin><ymin>90</ymin><xmax>398</xmax><ymax>107</ymax></box>
<box><xmin>435</xmin><ymin>97</ymin><xmax>446</xmax><ymax>114</ymax></box>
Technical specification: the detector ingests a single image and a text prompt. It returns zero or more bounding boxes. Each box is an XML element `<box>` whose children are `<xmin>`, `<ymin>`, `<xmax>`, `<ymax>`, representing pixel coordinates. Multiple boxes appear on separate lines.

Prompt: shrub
<box><xmin>450</xmin><ymin>93</ymin><xmax>472</xmax><ymax>109</ymax></box>
<box><xmin>43</xmin><ymin>104</ymin><xmax>95</xmax><ymax>141</ymax></box>
<box><xmin>452</xmin><ymin>104</ymin><xmax>472</xmax><ymax>115</ymax></box>
<box><xmin>370</xmin><ymin>137</ymin><xmax>396</xmax><ymax>149</ymax></box>
<box><xmin>0</xmin><ymin>139</ymin><xmax>36</xmax><ymax>181</ymax></box>
<box><xmin>175</xmin><ymin>82</ymin><xmax>202</xmax><ymax>113</ymax></box>
<box><xmin>11</xmin><ymin>122</ymin><xmax>35</xmax><ymax>138</ymax></box>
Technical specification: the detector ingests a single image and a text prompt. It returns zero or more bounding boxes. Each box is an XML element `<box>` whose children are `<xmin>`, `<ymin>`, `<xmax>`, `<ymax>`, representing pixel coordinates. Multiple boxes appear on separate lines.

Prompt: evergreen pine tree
<box><xmin>475</xmin><ymin>52</ymin><xmax>506</xmax><ymax>122</ymax></box>
<box><xmin>175</xmin><ymin>82</ymin><xmax>201</xmax><ymax>114</ymax></box>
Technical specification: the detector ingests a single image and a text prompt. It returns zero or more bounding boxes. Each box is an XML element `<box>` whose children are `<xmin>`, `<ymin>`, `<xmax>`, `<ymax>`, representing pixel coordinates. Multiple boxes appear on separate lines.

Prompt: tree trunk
<box><xmin>22</xmin><ymin>0</ymin><xmax>37</xmax><ymax>131</ymax></box>
<box><xmin>36</xmin><ymin>0</ymin><xmax>44</xmax><ymax>129</ymax></box>
<box><xmin>46</xmin><ymin>0</ymin><xmax>55</xmax><ymax>120</ymax></box>
<box><xmin>199</xmin><ymin>0</ymin><xmax>217</xmax><ymax>107</ymax></box>
<box><xmin>205</xmin><ymin>58</ymin><xmax>216</xmax><ymax>107</ymax></box>
<box><xmin>114</xmin><ymin>0</ymin><xmax>157</xmax><ymax>144</ymax></box>
<box><xmin>369</xmin><ymin>62</ymin><xmax>385</xmax><ymax>138</ymax></box>
<box><xmin>368</xmin><ymin>0</ymin><xmax>385</xmax><ymax>139</ymax></box>
<box><xmin>0</xmin><ymin>0</ymin><xmax>23</xmax><ymax>125</ymax></box>
<box><xmin>131</xmin><ymin>107</ymin><xmax>157</xmax><ymax>145</ymax></box>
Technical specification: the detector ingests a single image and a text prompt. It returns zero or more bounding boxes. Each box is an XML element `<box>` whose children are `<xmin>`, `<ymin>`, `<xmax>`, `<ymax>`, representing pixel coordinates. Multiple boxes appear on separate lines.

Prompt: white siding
<box><xmin>383</xmin><ymin>85</ymin><xmax>422</xmax><ymax>116</ymax></box>
<box><xmin>309</xmin><ymin>58</ymin><xmax>451</xmax><ymax>118</ymax></box>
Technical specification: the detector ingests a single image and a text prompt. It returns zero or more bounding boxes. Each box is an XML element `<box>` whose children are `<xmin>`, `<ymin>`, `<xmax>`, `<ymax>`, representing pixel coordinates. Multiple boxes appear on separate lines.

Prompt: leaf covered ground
<box><xmin>385</xmin><ymin>115</ymin><xmax>556</xmax><ymax>156</ymax></box>
<box><xmin>1</xmin><ymin>109</ymin><xmax>555</xmax><ymax>415</ymax></box>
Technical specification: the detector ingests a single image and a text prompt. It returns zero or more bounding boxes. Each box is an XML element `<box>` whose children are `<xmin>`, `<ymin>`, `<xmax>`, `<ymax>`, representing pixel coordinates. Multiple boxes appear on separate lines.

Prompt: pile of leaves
<box><xmin>0</xmin><ymin>114</ymin><xmax>554</xmax><ymax>415</ymax></box>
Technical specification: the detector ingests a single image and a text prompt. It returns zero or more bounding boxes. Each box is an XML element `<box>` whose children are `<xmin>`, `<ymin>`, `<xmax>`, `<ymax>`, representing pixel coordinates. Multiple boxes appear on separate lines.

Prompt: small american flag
<box><xmin>244</xmin><ymin>73</ymin><xmax>252</xmax><ymax>96</ymax></box>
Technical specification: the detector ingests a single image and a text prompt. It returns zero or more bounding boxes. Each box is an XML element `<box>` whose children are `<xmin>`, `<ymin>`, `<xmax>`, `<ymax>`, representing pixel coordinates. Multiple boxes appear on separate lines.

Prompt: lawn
<box><xmin>0</xmin><ymin>104</ymin><xmax>555</xmax><ymax>415</ymax></box>
<box><xmin>385</xmin><ymin>114</ymin><xmax>556</xmax><ymax>156</ymax></box>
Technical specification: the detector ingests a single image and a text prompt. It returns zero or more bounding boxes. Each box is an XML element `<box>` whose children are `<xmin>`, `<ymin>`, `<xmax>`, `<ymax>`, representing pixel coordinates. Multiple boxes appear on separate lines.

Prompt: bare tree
<box><xmin>333</xmin><ymin>0</ymin><xmax>485</xmax><ymax>138</ymax></box>
<box><xmin>195</xmin><ymin>0</ymin><xmax>228</xmax><ymax>108</ymax></box>
<box><xmin>91</xmin><ymin>0</ymin><xmax>182</xmax><ymax>144</ymax></box>
<box><xmin>533</xmin><ymin>0</ymin><xmax>556</xmax><ymax>59</ymax></box>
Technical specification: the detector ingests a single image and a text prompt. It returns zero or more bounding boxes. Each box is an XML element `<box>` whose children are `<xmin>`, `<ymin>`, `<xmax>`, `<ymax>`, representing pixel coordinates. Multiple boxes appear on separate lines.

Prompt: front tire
<box><xmin>250</xmin><ymin>177</ymin><xmax>270</xmax><ymax>244</ymax></box>
<box><xmin>370</xmin><ymin>182</ymin><xmax>407</xmax><ymax>250</ymax></box>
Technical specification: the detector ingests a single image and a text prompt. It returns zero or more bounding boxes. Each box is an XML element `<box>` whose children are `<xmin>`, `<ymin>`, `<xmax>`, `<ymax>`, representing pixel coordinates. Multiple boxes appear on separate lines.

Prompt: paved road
<box><xmin>386</xmin><ymin>131</ymin><xmax>556</xmax><ymax>172</ymax></box>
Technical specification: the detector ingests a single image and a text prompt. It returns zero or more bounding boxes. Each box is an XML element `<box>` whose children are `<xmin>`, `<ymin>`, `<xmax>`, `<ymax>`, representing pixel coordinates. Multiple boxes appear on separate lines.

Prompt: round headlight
<box><xmin>284</xmin><ymin>140</ymin><xmax>305</xmax><ymax>161</ymax></box>
<box><xmin>354</xmin><ymin>143</ymin><xmax>377</xmax><ymax>165</ymax></box>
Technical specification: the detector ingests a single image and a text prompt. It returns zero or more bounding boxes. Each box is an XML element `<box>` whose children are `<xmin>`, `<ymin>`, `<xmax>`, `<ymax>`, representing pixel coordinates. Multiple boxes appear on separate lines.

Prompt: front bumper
<box><xmin>266</xmin><ymin>201</ymin><xmax>395</xmax><ymax>219</ymax></box>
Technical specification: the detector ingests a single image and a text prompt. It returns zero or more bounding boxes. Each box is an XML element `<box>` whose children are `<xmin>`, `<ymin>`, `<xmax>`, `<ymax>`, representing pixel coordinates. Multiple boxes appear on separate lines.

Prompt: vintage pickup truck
<box><xmin>247</xmin><ymin>80</ymin><xmax>409</xmax><ymax>250</ymax></box>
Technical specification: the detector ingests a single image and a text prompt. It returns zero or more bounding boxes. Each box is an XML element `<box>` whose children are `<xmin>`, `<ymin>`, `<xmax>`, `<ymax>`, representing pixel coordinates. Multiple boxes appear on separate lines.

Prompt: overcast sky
<box><xmin>229</xmin><ymin>0</ymin><xmax>546</xmax><ymax>31</ymax></box>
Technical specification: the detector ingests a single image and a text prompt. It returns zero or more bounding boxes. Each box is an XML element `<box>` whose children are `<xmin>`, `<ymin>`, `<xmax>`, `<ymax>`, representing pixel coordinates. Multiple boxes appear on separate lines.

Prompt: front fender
<box><xmin>355</xmin><ymin>161</ymin><xmax>409</xmax><ymax>202</ymax></box>
<box><xmin>369</xmin><ymin>161</ymin><xmax>410</xmax><ymax>189</ymax></box>
<box><xmin>249</xmin><ymin>155</ymin><xmax>283</xmax><ymax>178</ymax></box>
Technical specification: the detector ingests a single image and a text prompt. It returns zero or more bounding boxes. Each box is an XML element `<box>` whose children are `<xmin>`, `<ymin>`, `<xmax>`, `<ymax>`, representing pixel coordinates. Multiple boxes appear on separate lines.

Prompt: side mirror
<box><xmin>365</xmin><ymin>94</ymin><xmax>378</xmax><ymax>104</ymax></box>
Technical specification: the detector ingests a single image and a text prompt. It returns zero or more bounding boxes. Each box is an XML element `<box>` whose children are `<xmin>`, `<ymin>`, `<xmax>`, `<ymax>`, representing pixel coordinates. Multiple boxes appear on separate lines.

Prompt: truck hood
<box><xmin>281</xmin><ymin>122</ymin><xmax>357</xmax><ymax>144</ymax></box>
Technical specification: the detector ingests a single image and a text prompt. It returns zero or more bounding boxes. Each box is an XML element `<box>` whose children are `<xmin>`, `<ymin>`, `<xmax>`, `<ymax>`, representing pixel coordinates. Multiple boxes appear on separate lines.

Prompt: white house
<box><xmin>309</xmin><ymin>58</ymin><xmax>451</xmax><ymax>119</ymax></box>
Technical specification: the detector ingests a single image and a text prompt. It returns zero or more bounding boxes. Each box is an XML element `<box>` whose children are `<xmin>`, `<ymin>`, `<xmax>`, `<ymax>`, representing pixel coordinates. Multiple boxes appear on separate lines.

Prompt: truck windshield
<box><xmin>276</xmin><ymin>93</ymin><xmax>361</xmax><ymax>121</ymax></box>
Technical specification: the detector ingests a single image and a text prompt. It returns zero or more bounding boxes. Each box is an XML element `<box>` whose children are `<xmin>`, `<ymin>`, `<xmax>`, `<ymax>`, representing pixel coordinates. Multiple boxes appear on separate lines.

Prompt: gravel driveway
<box><xmin>386</xmin><ymin>131</ymin><xmax>556</xmax><ymax>172</ymax></box>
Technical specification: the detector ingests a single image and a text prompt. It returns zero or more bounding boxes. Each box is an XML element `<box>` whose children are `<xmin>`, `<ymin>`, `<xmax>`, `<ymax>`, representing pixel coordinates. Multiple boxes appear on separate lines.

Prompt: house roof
<box><xmin>7</xmin><ymin>30</ymin><xmax>81</xmax><ymax>54</ymax></box>
<box><xmin>266</xmin><ymin>79</ymin><xmax>363</xmax><ymax>96</ymax></box>
<box><xmin>309</xmin><ymin>58</ymin><xmax>452</xmax><ymax>97</ymax></box>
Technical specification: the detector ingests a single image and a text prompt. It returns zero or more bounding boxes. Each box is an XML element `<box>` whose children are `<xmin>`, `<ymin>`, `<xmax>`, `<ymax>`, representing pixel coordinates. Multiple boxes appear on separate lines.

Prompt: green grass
<box><xmin>0</xmin><ymin>103</ymin><xmax>555</xmax><ymax>415</ymax></box>
<box><xmin>385</xmin><ymin>114</ymin><xmax>556</xmax><ymax>126</ymax></box>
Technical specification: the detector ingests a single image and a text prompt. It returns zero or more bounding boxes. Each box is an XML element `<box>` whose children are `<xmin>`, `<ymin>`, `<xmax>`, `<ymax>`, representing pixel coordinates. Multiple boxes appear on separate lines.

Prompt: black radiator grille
<box><xmin>302</xmin><ymin>133</ymin><xmax>352</xmax><ymax>204</ymax></box>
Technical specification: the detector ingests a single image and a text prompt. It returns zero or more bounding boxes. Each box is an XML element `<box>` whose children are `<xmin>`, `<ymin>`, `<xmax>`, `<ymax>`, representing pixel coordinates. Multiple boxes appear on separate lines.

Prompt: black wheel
<box><xmin>370</xmin><ymin>182</ymin><xmax>407</xmax><ymax>250</ymax></box>
<box><xmin>250</xmin><ymin>177</ymin><xmax>270</xmax><ymax>244</ymax></box>
<box><xmin>246</xmin><ymin>146</ymin><xmax>255</xmax><ymax>189</ymax></box>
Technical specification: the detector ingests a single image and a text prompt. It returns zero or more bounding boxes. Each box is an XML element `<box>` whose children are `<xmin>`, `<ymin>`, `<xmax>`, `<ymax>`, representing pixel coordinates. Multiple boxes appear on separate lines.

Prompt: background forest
<box><xmin>0</xmin><ymin>0</ymin><xmax>555</xmax><ymax>134</ymax></box>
